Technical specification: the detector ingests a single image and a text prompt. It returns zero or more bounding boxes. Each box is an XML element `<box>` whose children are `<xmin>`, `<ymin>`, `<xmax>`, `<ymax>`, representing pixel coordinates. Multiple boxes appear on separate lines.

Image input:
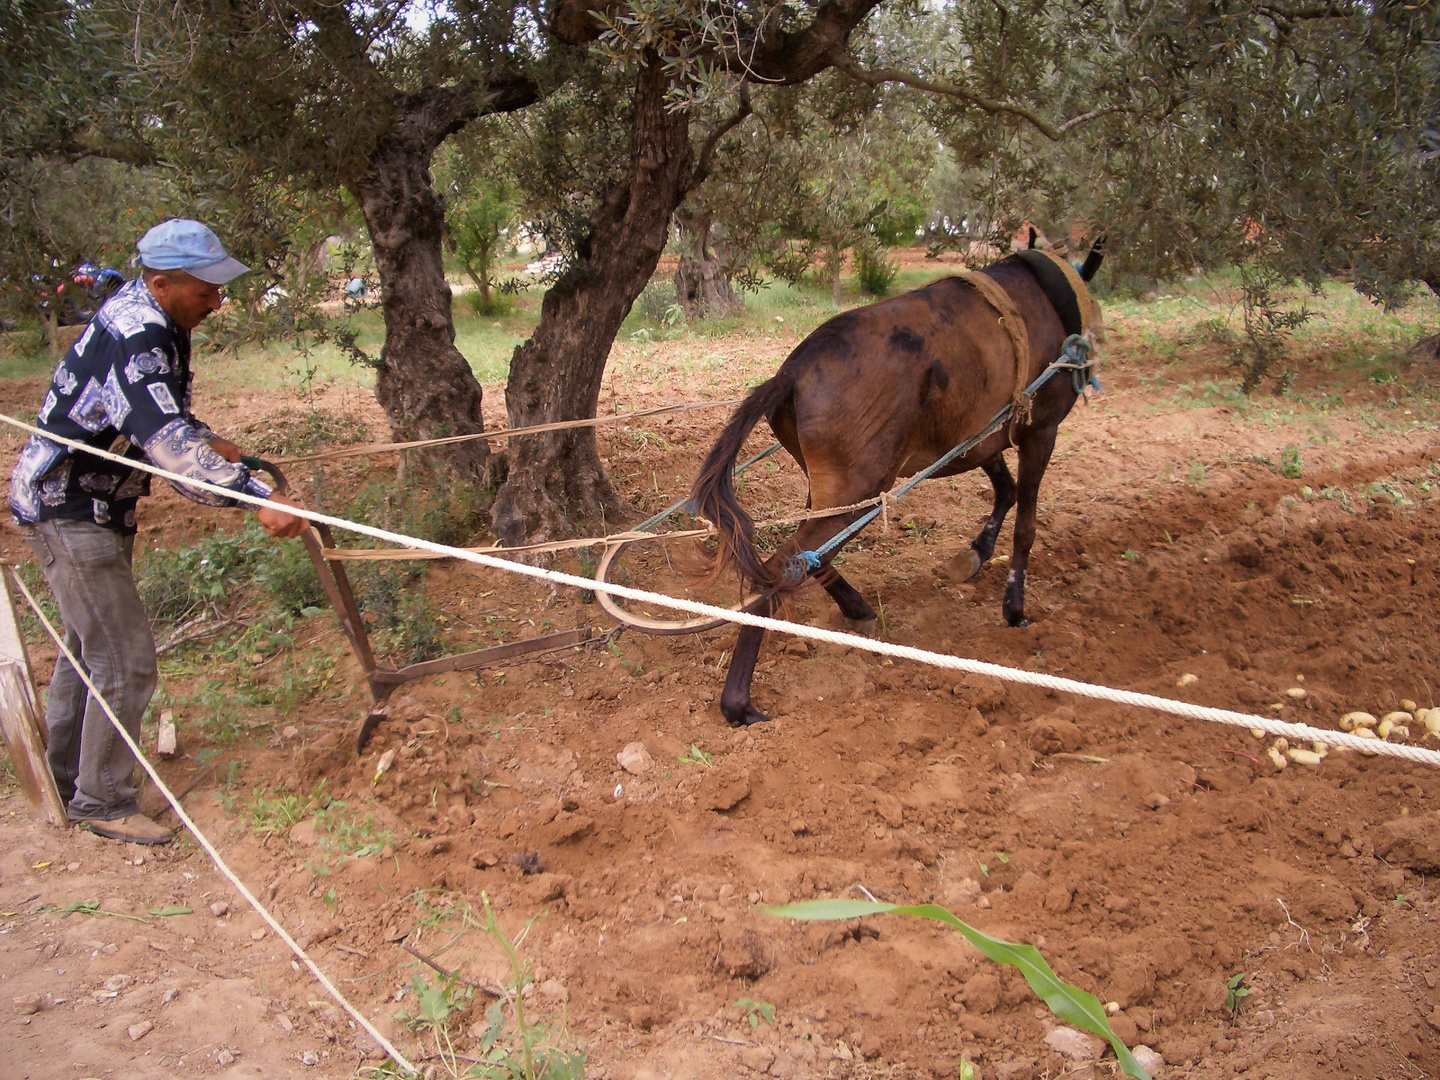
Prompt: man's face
<box><xmin>145</xmin><ymin>271</ymin><xmax>225</xmax><ymax>330</ymax></box>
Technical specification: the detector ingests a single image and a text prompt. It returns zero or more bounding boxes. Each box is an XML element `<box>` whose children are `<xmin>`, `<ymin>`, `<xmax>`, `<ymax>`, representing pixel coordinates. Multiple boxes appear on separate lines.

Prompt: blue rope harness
<box><xmin>780</xmin><ymin>334</ymin><xmax>1097</xmax><ymax>585</ymax></box>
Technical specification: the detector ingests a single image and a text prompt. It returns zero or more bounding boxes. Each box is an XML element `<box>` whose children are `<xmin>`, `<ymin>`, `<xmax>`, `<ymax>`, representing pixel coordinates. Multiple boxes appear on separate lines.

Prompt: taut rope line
<box><xmin>7</xmin><ymin>570</ymin><xmax>419</xmax><ymax>1076</ymax></box>
<box><xmin>2</xmin><ymin>411</ymin><xmax>1436</xmax><ymax>767</ymax></box>
<box><xmin>275</xmin><ymin>398</ymin><xmax>743</xmax><ymax>464</ymax></box>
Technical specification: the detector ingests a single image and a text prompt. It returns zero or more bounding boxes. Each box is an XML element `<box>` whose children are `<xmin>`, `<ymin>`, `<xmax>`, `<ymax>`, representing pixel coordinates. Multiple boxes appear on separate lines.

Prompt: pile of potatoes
<box><xmin>1251</xmin><ymin>685</ymin><xmax>1438</xmax><ymax>768</ymax></box>
<box><xmin>1336</xmin><ymin>698</ymin><xmax>1440</xmax><ymax>743</ymax></box>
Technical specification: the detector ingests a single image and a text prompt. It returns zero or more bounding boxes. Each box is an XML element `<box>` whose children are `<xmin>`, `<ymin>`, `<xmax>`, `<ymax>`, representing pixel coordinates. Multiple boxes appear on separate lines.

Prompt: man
<box><xmin>11</xmin><ymin>219</ymin><xmax>307</xmax><ymax>845</ymax></box>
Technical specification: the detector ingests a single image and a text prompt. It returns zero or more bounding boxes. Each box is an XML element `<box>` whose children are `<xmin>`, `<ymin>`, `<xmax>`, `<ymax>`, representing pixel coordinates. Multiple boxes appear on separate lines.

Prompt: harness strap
<box><xmin>954</xmin><ymin>270</ymin><xmax>1031</xmax><ymax>414</ymax></box>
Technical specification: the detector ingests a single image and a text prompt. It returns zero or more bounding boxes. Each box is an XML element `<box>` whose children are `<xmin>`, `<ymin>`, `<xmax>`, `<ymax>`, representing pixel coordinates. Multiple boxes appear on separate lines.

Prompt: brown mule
<box><xmin>689</xmin><ymin>243</ymin><xmax>1105</xmax><ymax>726</ymax></box>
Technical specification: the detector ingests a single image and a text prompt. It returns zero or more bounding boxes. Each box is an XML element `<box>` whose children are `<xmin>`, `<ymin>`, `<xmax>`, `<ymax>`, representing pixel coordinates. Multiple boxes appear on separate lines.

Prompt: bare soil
<box><xmin>3</xmin><ymin>295</ymin><xmax>1440</xmax><ymax>1080</ymax></box>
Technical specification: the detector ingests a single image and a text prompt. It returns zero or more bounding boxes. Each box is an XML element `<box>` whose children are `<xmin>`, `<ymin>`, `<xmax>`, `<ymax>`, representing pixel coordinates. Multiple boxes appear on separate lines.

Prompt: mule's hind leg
<box><xmin>718</xmin><ymin>513</ymin><xmax>870</xmax><ymax>726</ymax></box>
<box><xmin>949</xmin><ymin>455</ymin><xmax>1017</xmax><ymax>581</ymax></box>
<box><xmin>720</xmin><ymin>595</ymin><xmax>775</xmax><ymax>727</ymax></box>
<box><xmin>1003</xmin><ymin>427</ymin><xmax>1059</xmax><ymax>627</ymax></box>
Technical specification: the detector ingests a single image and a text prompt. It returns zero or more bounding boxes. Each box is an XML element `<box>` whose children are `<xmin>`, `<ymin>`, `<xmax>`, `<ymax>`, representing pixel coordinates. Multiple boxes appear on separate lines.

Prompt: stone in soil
<box><xmin>1043</xmin><ymin>1026</ymin><xmax>1103</xmax><ymax>1061</ymax></box>
<box><xmin>616</xmin><ymin>741</ymin><xmax>654</xmax><ymax>774</ymax></box>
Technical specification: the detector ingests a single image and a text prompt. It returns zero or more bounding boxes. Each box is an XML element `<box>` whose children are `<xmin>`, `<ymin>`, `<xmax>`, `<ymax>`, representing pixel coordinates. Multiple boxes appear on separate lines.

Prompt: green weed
<box><xmin>1224</xmin><ymin>971</ymin><xmax>1251</xmax><ymax>1015</ymax></box>
<box><xmin>733</xmin><ymin>997</ymin><xmax>775</xmax><ymax>1030</ymax></box>
<box><xmin>248</xmin><ymin>780</ymin><xmax>330</xmax><ymax>835</ymax></box>
<box><xmin>1278</xmin><ymin>445</ymin><xmax>1304</xmax><ymax>479</ymax></box>
<box><xmin>677</xmin><ymin>744</ymin><xmax>714</xmax><ymax>769</ymax></box>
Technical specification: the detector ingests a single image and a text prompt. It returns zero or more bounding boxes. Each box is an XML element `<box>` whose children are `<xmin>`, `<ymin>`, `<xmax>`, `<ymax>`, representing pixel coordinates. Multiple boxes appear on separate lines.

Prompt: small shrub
<box><xmin>1178</xmin><ymin>316</ymin><xmax>1241</xmax><ymax>350</ymax></box>
<box><xmin>1237</xmin><ymin>266</ymin><xmax>1311</xmax><ymax>393</ymax></box>
<box><xmin>854</xmin><ymin>242</ymin><xmax>900</xmax><ymax>297</ymax></box>
<box><xmin>465</xmin><ymin>290</ymin><xmax>514</xmax><ymax>318</ymax></box>
<box><xmin>137</xmin><ymin>525</ymin><xmax>271</xmax><ymax>621</ymax></box>
<box><xmin>1279</xmin><ymin>445</ymin><xmax>1304</xmax><ymax>479</ymax></box>
<box><xmin>636</xmin><ymin>278</ymin><xmax>679</xmax><ymax>324</ymax></box>
<box><xmin>239</xmin><ymin>405</ymin><xmax>370</xmax><ymax>457</ymax></box>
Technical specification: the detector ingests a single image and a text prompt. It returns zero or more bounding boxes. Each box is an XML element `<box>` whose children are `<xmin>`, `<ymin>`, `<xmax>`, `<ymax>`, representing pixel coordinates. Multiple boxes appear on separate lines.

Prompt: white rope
<box><xmin>4</xmin><ymin>412</ymin><xmax>1438</xmax><ymax>768</ymax></box>
<box><xmin>6</xmin><ymin>569</ymin><xmax>419</xmax><ymax>1076</ymax></box>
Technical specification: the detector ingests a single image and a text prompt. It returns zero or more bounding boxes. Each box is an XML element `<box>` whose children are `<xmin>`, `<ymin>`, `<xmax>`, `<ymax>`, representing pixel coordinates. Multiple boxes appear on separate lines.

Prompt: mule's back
<box><xmin>769</xmin><ymin>260</ymin><xmax>1070</xmax><ymax>494</ymax></box>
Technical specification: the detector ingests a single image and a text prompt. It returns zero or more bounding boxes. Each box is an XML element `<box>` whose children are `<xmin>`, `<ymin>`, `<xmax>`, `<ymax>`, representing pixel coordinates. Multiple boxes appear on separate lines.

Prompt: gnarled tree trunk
<box><xmin>674</xmin><ymin>207</ymin><xmax>743</xmax><ymax>319</ymax></box>
<box><xmin>492</xmin><ymin>60</ymin><xmax>695</xmax><ymax>545</ymax></box>
<box><xmin>352</xmin><ymin>82</ymin><xmax>535</xmax><ymax>489</ymax></box>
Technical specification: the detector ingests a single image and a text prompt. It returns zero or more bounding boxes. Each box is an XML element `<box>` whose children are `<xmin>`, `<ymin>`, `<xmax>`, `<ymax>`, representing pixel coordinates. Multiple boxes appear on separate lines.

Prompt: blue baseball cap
<box><xmin>135</xmin><ymin>219</ymin><xmax>250</xmax><ymax>285</ymax></box>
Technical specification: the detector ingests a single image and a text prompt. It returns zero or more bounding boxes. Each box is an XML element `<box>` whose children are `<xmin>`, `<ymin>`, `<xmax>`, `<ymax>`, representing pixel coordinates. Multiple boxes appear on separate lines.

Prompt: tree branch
<box><xmin>832</xmin><ymin>53</ymin><xmax>1122</xmax><ymax>141</ymax></box>
<box><xmin>691</xmin><ymin>84</ymin><xmax>752</xmax><ymax>185</ymax></box>
<box><xmin>550</xmin><ymin>0</ymin><xmax>885</xmax><ymax>85</ymax></box>
<box><xmin>54</xmin><ymin>130</ymin><xmax>161</xmax><ymax>167</ymax></box>
<box><xmin>1255</xmin><ymin>3</ymin><xmax>1354</xmax><ymax>22</ymax></box>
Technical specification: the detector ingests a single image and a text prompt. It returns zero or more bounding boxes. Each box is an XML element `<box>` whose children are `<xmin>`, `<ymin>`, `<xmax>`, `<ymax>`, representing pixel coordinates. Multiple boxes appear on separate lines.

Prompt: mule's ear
<box><xmin>1027</xmin><ymin>227</ymin><xmax>1038</xmax><ymax>250</ymax></box>
<box><xmin>1079</xmin><ymin>233</ymin><xmax>1107</xmax><ymax>282</ymax></box>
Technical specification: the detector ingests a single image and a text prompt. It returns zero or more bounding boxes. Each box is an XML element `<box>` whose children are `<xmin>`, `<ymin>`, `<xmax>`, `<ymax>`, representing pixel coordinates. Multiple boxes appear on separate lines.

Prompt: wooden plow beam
<box><xmin>0</xmin><ymin>571</ymin><xmax>67</xmax><ymax>826</ymax></box>
<box><xmin>260</xmin><ymin>461</ymin><xmax>596</xmax><ymax>754</ymax></box>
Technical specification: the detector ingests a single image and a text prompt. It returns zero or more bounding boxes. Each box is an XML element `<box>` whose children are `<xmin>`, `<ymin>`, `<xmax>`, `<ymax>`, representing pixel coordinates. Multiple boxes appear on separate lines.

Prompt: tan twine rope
<box><xmin>7</xmin><ymin>569</ymin><xmax>420</xmax><ymax>1077</ymax></box>
<box><xmin>317</xmin><ymin>490</ymin><xmax>903</xmax><ymax>562</ymax></box>
<box><xmin>4</xmin><ymin>411</ymin><xmax>1437</xmax><ymax>767</ymax></box>
<box><xmin>275</xmin><ymin>398</ymin><xmax>742</xmax><ymax>464</ymax></box>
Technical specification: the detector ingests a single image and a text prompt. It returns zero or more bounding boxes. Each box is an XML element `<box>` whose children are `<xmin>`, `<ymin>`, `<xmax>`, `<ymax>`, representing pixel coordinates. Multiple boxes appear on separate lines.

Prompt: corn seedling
<box><xmin>463</xmin><ymin>892</ymin><xmax>586</xmax><ymax>1080</ymax></box>
<box><xmin>765</xmin><ymin>899</ymin><xmax>1151</xmax><ymax>1080</ymax></box>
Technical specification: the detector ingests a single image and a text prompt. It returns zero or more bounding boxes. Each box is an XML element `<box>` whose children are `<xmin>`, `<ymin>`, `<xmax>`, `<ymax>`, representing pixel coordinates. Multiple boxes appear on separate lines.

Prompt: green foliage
<box><xmin>438</xmin><ymin>139</ymin><xmax>524</xmax><ymax>318</ymax></box>
<box><xmin>380</xmin><ymin>893</ymin><xmax>585</xmax><ymax>1080</ymax></box>
<box><xmin>1279</xmin><ymin>446</ymin><xmax>1304</xmax><ymax>480</ymax></box>
<box><xmin>733</xmin><ymin>997</ymin><xmax>774</xmax><ymax>1029</ymax></box>
<box><xmin>249</xmin><ymin>780</ymin><xmax>330</xmax><ymax>835</ymax></box>
<box><xmin>677</xmin><ymin>743</ymin><xmax>714</xmax><ymax>768</ymax></box>
<box><xmin>137</xmin><ymin>523</ymin><xmax>276</xmax><ymax>622</ymax></box>
<box><xmin>1237</xmin><ymin>266</ymin><xmax>1311</xmax><ymax>394</ymax></box>
<box><xmin>854</xmin><ymin>240</ymin><xmax>901</xmax><ymax>297</ymax></box>
<box><xmin>1224</xmin><ymin>972</ymin><xmax>1251</xmax><ymax>1015</ymax></box>
<box><xmin>766</xmin><ymin>899</ymin><xmax>1151</xmax><ymax>1080</ymax></box>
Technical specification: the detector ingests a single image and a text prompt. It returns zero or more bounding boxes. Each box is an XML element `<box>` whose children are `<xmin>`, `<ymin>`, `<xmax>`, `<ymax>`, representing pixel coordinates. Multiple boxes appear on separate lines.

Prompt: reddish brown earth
<box><xmin>2</xmin><ymin>298</ymin><xmax>1440</xmax><ymax>1080</ymax></box>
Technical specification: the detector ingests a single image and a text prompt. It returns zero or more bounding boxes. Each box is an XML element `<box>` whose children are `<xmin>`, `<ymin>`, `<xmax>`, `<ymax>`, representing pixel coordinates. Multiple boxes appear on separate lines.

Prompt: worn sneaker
<box><xmin>86</xmin><ymin>814</ymin><xmax>174</xmax><ymax>846</ymax></box>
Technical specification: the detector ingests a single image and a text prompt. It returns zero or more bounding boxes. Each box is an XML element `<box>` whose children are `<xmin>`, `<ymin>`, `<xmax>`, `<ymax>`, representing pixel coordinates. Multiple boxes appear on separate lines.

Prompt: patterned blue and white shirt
<box><xmin>10</xmin><ymin>277</ymin><xmax>273</xmax><ymax>534</ymax></box>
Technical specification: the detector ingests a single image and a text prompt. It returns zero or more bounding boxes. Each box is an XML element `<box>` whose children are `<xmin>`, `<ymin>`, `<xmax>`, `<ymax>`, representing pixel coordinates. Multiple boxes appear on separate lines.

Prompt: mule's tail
<box><xmin>1079</xmin><ymin>234</ymin><xmax>1107</xmax><ymax>282</ymax></box>
<box><xmin>690</xmin><ymin>375</ymin><xmax>793</xmax><ymax>592</ymax></box>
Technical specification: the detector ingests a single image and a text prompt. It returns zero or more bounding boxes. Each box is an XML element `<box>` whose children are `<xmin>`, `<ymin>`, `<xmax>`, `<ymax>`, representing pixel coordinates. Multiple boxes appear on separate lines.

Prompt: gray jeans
<box><xmin>20</xmin><ymin>520</ymin><xmax>157</xmax><ymax>822</ymax></box>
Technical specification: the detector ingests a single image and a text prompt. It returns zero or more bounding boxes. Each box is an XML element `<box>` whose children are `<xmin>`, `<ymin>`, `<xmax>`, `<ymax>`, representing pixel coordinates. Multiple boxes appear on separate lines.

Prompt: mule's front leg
<box><xmin>951</xmin><ymin>455</ymin><xmax>1016</xmax><ymax>580</ymax></box>
<box><xmin>1004</xmin><ymin>428</ymin><xmax>1059</xmax><ymax>627</ymax></box>
<box><xmin>720</xmin><ymin>596</ymin><xmax>774</xmax><ymax>726</ymax></box>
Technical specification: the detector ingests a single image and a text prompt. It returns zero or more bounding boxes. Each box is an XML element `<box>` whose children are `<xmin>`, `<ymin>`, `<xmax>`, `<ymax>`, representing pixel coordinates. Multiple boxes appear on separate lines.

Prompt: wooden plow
<box><xmin>261</xmin><ymin>461</ymin><xmax>599</xmax><ymax>752</ymax></box>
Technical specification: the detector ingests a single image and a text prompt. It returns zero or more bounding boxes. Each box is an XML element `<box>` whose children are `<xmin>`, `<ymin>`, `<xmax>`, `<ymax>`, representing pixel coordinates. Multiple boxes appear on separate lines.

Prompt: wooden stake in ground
<box><xmin>0</xmin><ymin>573</ymin><xmax>66</xmax><ymax>826</ymax></box>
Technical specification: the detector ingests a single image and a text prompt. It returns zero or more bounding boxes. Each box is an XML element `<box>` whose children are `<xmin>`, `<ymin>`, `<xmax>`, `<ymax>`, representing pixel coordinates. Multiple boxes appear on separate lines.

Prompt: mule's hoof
<box><xmin>846</xmin><ymin>617</ymin><xmax>880</xmax><ymax>638</ymax></box>
<box><xmin>724</xmin><ymin>707</ymin><xmax>772</xmax><ymax>728</ymax></box>
<box><xmin>1005</xmin><ymin>613</ymin><xmax>1030</xmax><ymax>628</ymax></box>
<box><xmin>949</xmin><ymin>549</ymin><xmax>984</xmax><ymax>582</ymax></box>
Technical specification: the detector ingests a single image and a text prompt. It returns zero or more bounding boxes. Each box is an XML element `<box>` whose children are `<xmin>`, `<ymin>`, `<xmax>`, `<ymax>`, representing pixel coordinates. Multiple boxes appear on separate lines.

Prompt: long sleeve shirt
<box><xmin>10</xmin><ymin>277</ymin><xmax>272</xmax><ymax>535</ymax></box>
